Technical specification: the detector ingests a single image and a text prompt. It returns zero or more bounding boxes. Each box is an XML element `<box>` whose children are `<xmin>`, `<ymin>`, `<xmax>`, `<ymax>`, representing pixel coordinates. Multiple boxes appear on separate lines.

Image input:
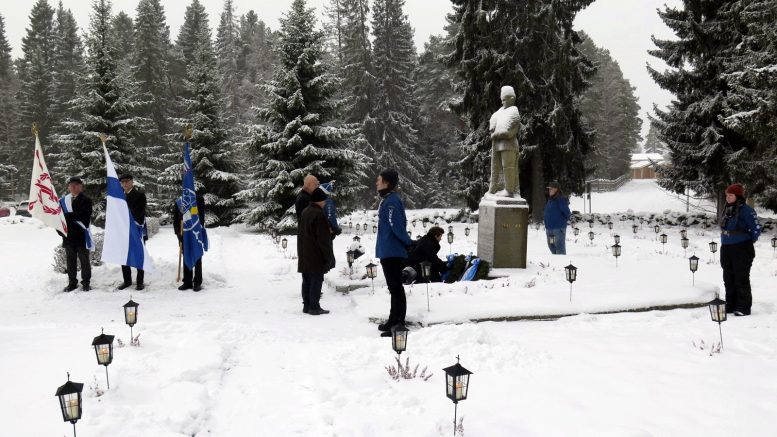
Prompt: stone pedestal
<box><xmin>477</xmin><ymin>195</ymin><xmax>529</xmax><ymax>268</ymax></box>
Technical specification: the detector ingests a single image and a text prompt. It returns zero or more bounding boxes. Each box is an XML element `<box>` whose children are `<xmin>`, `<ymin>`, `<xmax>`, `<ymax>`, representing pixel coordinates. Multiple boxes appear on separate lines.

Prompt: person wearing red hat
<box><xmin>719</xmin><ymin>183</ymin><xmax>761</xmax><ymax>316</ymax></box>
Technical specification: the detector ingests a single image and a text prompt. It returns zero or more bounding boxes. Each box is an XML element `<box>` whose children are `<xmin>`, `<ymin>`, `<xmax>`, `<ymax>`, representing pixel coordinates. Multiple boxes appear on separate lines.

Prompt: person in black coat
<box><xmin>297</xmin><ymin>188</ymin><xmax>334</xmax><ymax>315</ymax></box>
<box><xmin>407</xmin><ymin>226</ymin><xmax>449</xmax><ymax>283</ymax></box>
<box><xmin>60</xmin><ymin>177</ymin><xmax>93</xmax><ymax>292</ymax></box>
<box><xmin>118</xmin><ymin>174</ymin><xmax>147</xmax><ymax>290</ymax></box>
<box><xmin>173</xmin><ymin>193</ymin><xmax>205</xmax><ymax>291</ymax></box>
<box><xmin>294</xmin><ymin>174</ymin><xmax>319</xmax><ymax>222</ymax></box>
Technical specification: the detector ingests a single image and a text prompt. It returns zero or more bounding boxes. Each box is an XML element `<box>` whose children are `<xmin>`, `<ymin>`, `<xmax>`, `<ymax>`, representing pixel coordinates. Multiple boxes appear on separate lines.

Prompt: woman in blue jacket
<box><xmin>375</xmin><ymin>169</ymin><xmax>413</xmax><ymax>336</ymax></box>
<box><xmin>543</xmin><ymin>181</ymin><xmax>572</xmax><ymax>255</ymax></box>
<box><xmin>719</xmin><ymin>183</ymin><xmax>761</xmax><ymax>316</ymax></box>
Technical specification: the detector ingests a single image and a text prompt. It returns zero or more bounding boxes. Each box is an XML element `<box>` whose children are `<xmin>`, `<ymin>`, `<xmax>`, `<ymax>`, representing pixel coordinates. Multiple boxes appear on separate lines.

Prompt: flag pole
<box><xmin>176</xmin><ymin>125</ymin><xmax>193</xmax><ymax>283</ymax></box>
<box><xmin>31</xmin><ymin>122</ymin><xmax>39</xmax><ymax>139</ymax></box>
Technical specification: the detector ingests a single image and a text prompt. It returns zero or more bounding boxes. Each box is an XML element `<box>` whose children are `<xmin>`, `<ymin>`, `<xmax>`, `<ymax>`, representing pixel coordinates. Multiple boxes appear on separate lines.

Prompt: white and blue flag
<box><xmin>100</xmin><ymin>144</ymin><xmax>153</xmax><ymax>271</ymax></box>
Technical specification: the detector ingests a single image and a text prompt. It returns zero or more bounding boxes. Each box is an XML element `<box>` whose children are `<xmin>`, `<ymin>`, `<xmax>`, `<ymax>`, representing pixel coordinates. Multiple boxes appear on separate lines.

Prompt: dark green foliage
<box><xmin>236</xmin><ymin>0</ymin><xmax>369</xmax><ymax>230</ymax></box>
<box><xmin>578</xmin><ymin>33</ymin><xmax>643</xmax><ymax>179</ymax></box>
<box><xmin>236</xmin><ymin>11</ymin><xmax>277</xmax><ymax>124</ymax></box>
<box><xmin>446</xmin><ymin>0</ymin><xmax>595</xmax><ymax>218</ymax></box>
<box><xmin>0</xmin><ymin>14</ymin><xmax>20</xmax><ymax>198</ymax></box>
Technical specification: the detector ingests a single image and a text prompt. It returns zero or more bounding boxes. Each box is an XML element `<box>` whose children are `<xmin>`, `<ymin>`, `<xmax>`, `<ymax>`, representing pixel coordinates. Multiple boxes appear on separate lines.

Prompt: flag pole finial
<box><xmin>98</xmin><ymin>133</ymin><xmax>108</xmax><ymax>145</ymax></box>
<box><xmin>183</xmin><ymin>125</ymin><xmax>193</xmax><ymax>141</ymax></box>
<box><xmin>31</xmin><ymin>122</ymin><xmax>39</xmax><ymax>138</ymax></box>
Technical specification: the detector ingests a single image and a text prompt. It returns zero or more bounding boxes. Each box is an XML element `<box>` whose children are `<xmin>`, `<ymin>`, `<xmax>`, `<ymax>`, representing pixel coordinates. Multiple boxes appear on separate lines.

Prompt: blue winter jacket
<box><xmin>376</xmin><ymin>191</ymin><xmax>413</xmax><ymax>259</ymax></box>
<box><xmin>720</xmin><ymin>202</ymin><xmax>760</xmax><ymax>245</ymax></box>
<box><xmin>543</xmin><ymin>194</ymin><xmax>572</xmax><ymax>230</ymax></box>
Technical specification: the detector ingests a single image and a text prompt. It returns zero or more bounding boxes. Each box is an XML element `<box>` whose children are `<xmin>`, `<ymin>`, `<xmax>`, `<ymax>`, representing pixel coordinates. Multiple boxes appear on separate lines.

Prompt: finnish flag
<box><xmin>101</xmin><ymin>144</ymin><xmax>153</xmax><ymax>271</ymax></box>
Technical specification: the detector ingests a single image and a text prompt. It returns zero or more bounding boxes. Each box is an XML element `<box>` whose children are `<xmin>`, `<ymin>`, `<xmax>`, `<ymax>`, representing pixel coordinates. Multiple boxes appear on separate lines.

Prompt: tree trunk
<box><xmin>531</xmin><ymin>151</ymin><xmax>545</xmax><ymax>222</ymax></box>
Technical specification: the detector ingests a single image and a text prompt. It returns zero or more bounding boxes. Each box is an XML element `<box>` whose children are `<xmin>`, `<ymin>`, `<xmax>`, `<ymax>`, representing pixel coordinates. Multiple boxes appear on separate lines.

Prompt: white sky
<box><xmin>1</xmin><ymin>0</ymin><xmax>681</xmax><ymax>141</ymax></box>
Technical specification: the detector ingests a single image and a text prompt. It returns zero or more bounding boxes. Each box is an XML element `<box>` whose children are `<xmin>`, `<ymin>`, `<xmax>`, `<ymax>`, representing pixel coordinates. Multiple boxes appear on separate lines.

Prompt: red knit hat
<box><xmin>725</xmin><ymin>183</ymin><xmax>745</xmax><ymax>197</ymax></box>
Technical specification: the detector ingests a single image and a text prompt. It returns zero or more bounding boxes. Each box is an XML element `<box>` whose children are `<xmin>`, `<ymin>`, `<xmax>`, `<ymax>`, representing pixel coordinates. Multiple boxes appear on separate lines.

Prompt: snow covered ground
<box><xmin>1</xmin><ymin>180</ymin><xmax>776</xmax><ymax>436</ymax></box>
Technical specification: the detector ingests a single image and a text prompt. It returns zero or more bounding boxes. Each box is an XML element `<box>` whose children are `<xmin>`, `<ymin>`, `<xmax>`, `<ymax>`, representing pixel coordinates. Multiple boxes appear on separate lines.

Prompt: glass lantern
<box><xmin>391</xmin><ymin>324</ymin><xmax>409</xmax><ymax>355</ymax></box>
<box><xmin>55</xmin><ymin>373</ymin><xmax>84</xmax><ymax>424</ymax></box>
<box><xmin>443</xmin><ymin>358</ymin><xmax>473</xmax><ymax>404</ymax></box>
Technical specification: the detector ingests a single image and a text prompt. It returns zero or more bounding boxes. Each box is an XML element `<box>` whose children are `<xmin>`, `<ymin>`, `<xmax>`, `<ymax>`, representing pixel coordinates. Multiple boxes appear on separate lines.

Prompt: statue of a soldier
<box><xmin>487</xmin><ymin>86</ymin><xmax>521</xmax><ymax>198</ymax></box>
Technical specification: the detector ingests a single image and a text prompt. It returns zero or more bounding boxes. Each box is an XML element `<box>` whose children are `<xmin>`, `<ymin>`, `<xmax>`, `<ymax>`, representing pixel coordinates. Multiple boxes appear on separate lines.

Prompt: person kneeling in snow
<box><xmin>406</xmin><ymin>226</ymin><xmax>449</xmax><ymax>283</ymax></box>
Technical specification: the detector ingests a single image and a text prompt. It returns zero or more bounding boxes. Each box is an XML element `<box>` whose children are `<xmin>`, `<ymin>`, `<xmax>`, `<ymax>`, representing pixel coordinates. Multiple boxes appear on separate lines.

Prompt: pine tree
<box><xmin>215</xmin><ymin>0</ymin><xmax>241</xmax><ymax>125</ymax></box>
<box><xmin>649</xmin><ymin>0</ymin><xmax>746</xmax><ymax>213</ymax></box>
<box><xmin>414</xmin><ymin>24</ymin><xmax>463</xmax><ymax>207</ymax></box>
<box><xmin>16</xmin><ymin>0</ymin><xmax>55</xmax><ymax>192</ymax></box>
<box><xmin>643</xmin><ymin>120</ymin><xmax>667</xmax><ymax>155</ymax></box>
<box><xmin>133</xmin><ymin>0</ymin><xmax>174</xmax><ymax>198</ymax></box>
<box><xmin>52</xmin><ymin>0</ymin><xmax>153</xmax><ymax>221</ymax></box>
<box><xmin>339</xmin><ymin>0</ymin><xmax>374</xmax><ymax>124</ymax></box>
<box><xmin>236</xmin><ymin>0</ymin><xmax>369</xmax><ymax>230</ymax></box>
<box><xmin>719</xmin><ymin>0</ymin><xmax>777</xmax><ymax>211</ymax></box>
<box><xmin>111</xmin><ymin>11</ymin><xmax>134</xmax><ymax>67</ymax></box>
<box><xmin>322</xmin><ymin>0</ymin><xmax>346</xmax><ymax>70</ymax></box>
<box><xmin>578</xmin><ymin>33</ymin><xmax>642</xmax><ymax>180</ymax></box>
<box><xmin>446</xmin><ymin>0</ymin><xmax>595</xmax><ymax>218</ymax></box>
<box><xmin>367</xmin><ymin>0</ymin><xmax>423</xmax><ymax>205</ymax></box>
<box><xmin>0</xmin><ymin>14</ymin><xmax>20</xmax><ymax>197</ymax></box>
<box><xmin>50</xmin><ymin>2</ymin><xmax>85</xmax><ymax>133</ymax></box>
<box><xmin>165</xmin><ymin>0</ymin><xmax>241</xmax><ymax>226</ymax></box>
<box><xmin>236</xmin><ymin>11</ymin><xmax>277</xmax><ymax>124</ymax></box>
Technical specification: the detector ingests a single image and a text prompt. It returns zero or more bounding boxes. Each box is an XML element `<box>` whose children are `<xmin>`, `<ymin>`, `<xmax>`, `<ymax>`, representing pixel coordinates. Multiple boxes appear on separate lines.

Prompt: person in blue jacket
<box><xmin>320</xmin><ymin>181</ymin><xmax>342</xmax><ymax>237</ymax></box>
<box><xmin>375</xmin><ymin>168</ymin><xmax>414</xmax><ymax>336</ymax></box>
<box><xmin>719</xmin><ymin>183</ymin><xmax>761</xmax><ymax>316</ymax></box>
<box><xmin>543</xmin><ymin>181</ymin><xmax>572</xmax><ymax>255</ymax></box>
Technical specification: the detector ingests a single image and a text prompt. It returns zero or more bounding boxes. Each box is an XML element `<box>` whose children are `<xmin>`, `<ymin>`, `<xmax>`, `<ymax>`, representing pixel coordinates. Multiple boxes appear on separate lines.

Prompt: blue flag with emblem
<box><xmin>176</xmin><ymin>142</ymin><xmax>208</xmax><ymax>269</ymax></box>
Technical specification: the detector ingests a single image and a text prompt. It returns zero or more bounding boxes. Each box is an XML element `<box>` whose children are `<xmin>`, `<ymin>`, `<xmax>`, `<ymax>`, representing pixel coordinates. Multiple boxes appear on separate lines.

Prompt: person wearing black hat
<box><xmin>719</xmin><ymin>183</ymin><xmax>761</xmax><ymax>316</ymax></box>
<box><xmin>60</xmin><ymin>176</ymin><xmax>93</xmax><ymax>291</ymax></box>
<box><xmin>118</xmin><ymin>174</ymin><xmax>147</xmax><ymax>290</ymax></box>
<box><xmin>375</xmin><ymin>169</ymin><xmax>414</xmax><ymax>335</ymax></box>
<box><xmin>543</xmin><ymin>181</ymin><xmax>571</xmax><ymax>255</ymax></box>
<box><xmin>297</xmin><ymin>187</ymin><xmax>334</xmax><ymax>315</ymax></box>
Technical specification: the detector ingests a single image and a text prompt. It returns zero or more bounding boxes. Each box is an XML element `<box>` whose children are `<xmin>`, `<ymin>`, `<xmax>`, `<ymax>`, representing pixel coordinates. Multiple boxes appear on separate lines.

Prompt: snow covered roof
<box><xmin>631</xmin><ymin>153</ymin><xmax>664</xmax><ymax>162</ymax></box>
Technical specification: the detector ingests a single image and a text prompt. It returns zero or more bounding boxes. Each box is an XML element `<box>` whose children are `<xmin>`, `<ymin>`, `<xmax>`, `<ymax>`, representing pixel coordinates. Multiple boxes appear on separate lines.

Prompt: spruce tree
<box><xmin>215</xmin><ymin>0</ymin><xmax>241</xmax><ymax>125</ymax></box>
<box><xmin>52</xmin><ymin>0</ymin><xmax>153</xmax><ymax>220</ymax></box>
<box><xmin>165</xmin><ymin>0</ymin><xmax>241</xmax><ymax>226</ymax></box>
<box><xmin>367</xmin><ymin>0</ymin><xmax>423</xmax><ymax>205</ymax></box>
<box><xmin>0</xmin><ymin>14</ymin><xmax>19</xmax><ymax>197</ymax></box>
<box><xmin>339</xmin><ymin>0</ymin><xmax>374</xmax><ymax>124</ymax></box>
<box><xmin>578</xmin><ymin>33</ymin><xmax>642</xmax><ymax>180</ymax></box>
<box><xmin>16</xmin><ymin>0</ymin><xmax>55</xmax><ymax>192</ymax></box>
<box><xmin>236</xmin><ymin>0</ymin><xmax>369</xmax><ymax>230</ymax></box>
<box><xmin>50</xmin><ymin>2</ymin><xmax>84</xmax><ymax>133</ymax></box>
<box><xmin>446</xmin><ymin>0</ymin><xmax>594</xmax><ymax>218</ymax></box>
<box><xmin>643</xmin><ymin>120</ymin><xmax>667</xmax><ymax>155</ymax></box>
<box><xmin>236</xmin><ymin>11</ymin><xmax>277</xmax><ymax>124</ymax></box>
<box><xmin>649</xmin><ymin>0</ymin><xmax>746</xmax><ymax>213</ymax></box>
<box><xmin>111</xmin><ymin>11</ymin><xmax>134</xmax><ymax>66</ymax></box>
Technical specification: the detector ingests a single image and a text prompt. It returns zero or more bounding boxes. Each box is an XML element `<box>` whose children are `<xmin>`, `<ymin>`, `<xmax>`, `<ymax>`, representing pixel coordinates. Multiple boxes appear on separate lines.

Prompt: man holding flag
<box><xmin>117</xmin><ymin>174</ymin><xmax>147</xmax><ymax>290</ymax></box>
<box><xmin>100</xmin><ymin>136</ymin><xmax>154</xmax><ymax>282</ymax></box>
<box><xmin>59</xmin><ymin>177</ymin><xmax>94</xmax><ymax>292</ymax></box>
<box><xmin>173</xmin><ymin>140</ymin><xmax>208</xmax><ymax>292</ymax></box>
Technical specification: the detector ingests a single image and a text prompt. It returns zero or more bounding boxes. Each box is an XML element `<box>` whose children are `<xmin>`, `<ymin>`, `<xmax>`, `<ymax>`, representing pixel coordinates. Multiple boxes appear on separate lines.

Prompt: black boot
<box><xmin>63</xmin><ymin>283</ymin><xmax>78</xmax><ymax>292</ymax></box>
<box><xmin>117</xmin><ymin>282</ymin><xmax>132</xmax><ymax>290</ymax></box>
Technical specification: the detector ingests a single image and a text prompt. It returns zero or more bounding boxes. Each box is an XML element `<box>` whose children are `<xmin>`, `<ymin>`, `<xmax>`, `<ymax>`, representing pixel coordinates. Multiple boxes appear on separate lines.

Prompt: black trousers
<box><xmin>381</xmin><ymin>257</ymin><xmax>406</xmax><ymax>325</ymax></box>
<box><xmin>65</xmin><ymin>244</ymin><xmax>91</xmax><ymax>286</ymax></box>
<box><xmin>183</xmin><ymin>259</ymin><xmax>202</xmax><ymax>287</ymax></box>
<box><xmin>720</xmin><ymin>240</ymin><xmax>755</xmax><ymax>314</ymax></box>
<box><xmin>121</xmin><ymin>266</ymin><xmax>144</xmax><ymax>285</ymax></box>
<box><xmin>301</xmin><ymin>273</ymin><xmax>324</xmax><ymax>310</ymax></box>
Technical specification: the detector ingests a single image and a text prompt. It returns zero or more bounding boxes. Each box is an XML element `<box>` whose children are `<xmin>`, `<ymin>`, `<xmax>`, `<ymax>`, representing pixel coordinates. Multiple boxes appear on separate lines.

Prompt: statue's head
<box><xmin>500</xmin><ymin>86</ymin><xmax>516</xmax><ymax>107</ymax></box>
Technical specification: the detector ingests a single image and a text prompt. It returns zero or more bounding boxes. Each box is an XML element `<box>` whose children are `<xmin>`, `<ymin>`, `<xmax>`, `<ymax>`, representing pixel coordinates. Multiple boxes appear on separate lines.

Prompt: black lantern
<box><xmin>588</xmin><ymin>220</ymin><xmax>594</xmax><ymax>229</ymax></box>
<box><xmin>654</xmin><ymin>224</ymin><xmax>660</xmax><ymax>235</ymax></box>
<box><xmin>660</xmin><ymin>233</ymin><xmax>668</xmax><ymax>252</ymax></box>
<box><xmin>680</xmin><ymin>228</ymin><xmax>688</xmax><ymax>239</ymax></box>
<box><xmin>708</xmin><ymin>297</ymin><xmax>726</xmax><ymax>348</ymax></box>
<box><xmin>573</xmin><ymin>227</ymin><xmax>579</xmax><ymax>237</ymax></box>
<box><xmin>681</xmin><ymin>236</ymin><xmax>689</xmax><ymax>256</ymax></box>
<box><xmin>92</xmin><ymin>328</ymin><xmax>115</xmax><ymax>389</ymax></box>
<box><xmin>534</xmin><ymin>221</ymin><xmax>541</xmax><ymax>231</ymax></box>
<box><xmin>353</xmin><ymin>235</ymin><xmax>361</xmax><ymax>244</ymax></box>
<box><xmin>443</xmin><ymin>356</ymin><xmax>473</xmax><ymax>436</ymax></box>
<box><xmin>366</xmin><ymin>261</ymin><xmax>378</xmax><ymax>294</ymax></box>
<box><xmin>447</xmin><ymin>232</ymin><xmax>454</xmax><ymax>254</ymax></box>
<box><xmin>614</xmin><ymin>234</ymin><xmax>620</xmax><ymax>244</ymax></box>
<box><xmin>709</xmin><ymin>240</ymin><xmax>718</xmax><ymax>254</ymax></box>
<box><xmin>565</xmin><ymin>263</ymin><xmax>577</xmax><ymax>301</ymax></box>
<box><xmin>123</xmin><ymin>298</ymin><xmax>139</xmax><ymax>340</ymax></box>
<box><xmin>390</xmin><ymin>324</ymin><xmax>409</xmax><ymax>356</ymax></box>
<box><xmin>689</xmin><ymin>254</ymin><xmax>699</xmax><ymax>285</ymax></box>
<box><xmin>348</xmin><ymin>220</ymin><xmax>353</xmax><ymax>232</ymax></box>
<box><xmin>372</xmin><ymin>224</ymin><xmax>377</xmax><ymax>234</ymax></box>
<box><xmin>363</xmin><ymin>222</ymin><xmax>368</xmax><ymax>232</ymax></box>
<box><xmin>588</xmin><ymin>231</ymin><xmax>595</xmax><ymax>242</ymax></box>
<box><xmin>356</xmin><ymin>223</ymin><xmax>361</xmax><ymax>233</ymax></box>
<box><xmin>271</xmin><ymin>228</ymin><xmax>278</xmax><ymax>240</ymax></box>
<box><xmin>55</xmin><ymin>373</ymin><xmax>84</xmax><ymax>437</ymax></box>
<box><xmin>611</xmin><ymin>243</ymin><xmax>621</xmax><ymax>267</ymax></box>
<box><xmin>420</xmin><ymin>260</ymin><xmax>432</xmax><ymax>312</ymax></box>
<box><xmin>423</xmin><ymin>219</ymin><xmax>428</xmax><ymax>229</ymax></box>
<box><xmin>274</xmin><ymin>234</ymin><xmax>281</xmax><ymax>245</ymax></box>
<box><xmin>607</xmin><ymin>221</ymin><xmax>613</xmax><ymax>231</ymax></box>
<box><xmin>346</xmin><ymin>250</ymin><xmax>355</xmax><ymax>276</ymax></box>
<box><xmin>464</xmin><ymin>227</ymin><xmax>470</xmax><ymax>237</ymax></box>
<box><xmin>632</xmin><ymin>224</ymin><xmax>639</xmax><ymax>234</ymax></box>
<box><xmin>412</xmin><ymin>219</ymin><xmax>417</xmax><ymax>228</ymax></box>
<box><xmin>772</xmin><ymin>236</ymin><xmax>777</xmax><ymax>256</ymax></box>
<box><xmin>448</xmin><ymin>225</ymin><xmax>453</xmax><ymax>233</ymax></box>
<box><xmin>281</xmin><ymin>237</ymin><xmax>288</xmax><ymax>249</ymax></box>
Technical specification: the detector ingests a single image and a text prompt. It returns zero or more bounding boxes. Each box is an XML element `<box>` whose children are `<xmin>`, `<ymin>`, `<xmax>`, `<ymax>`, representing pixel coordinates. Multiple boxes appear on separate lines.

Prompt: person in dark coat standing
<box><xmin>173</xmin><ymin>193</ymin><xmax>206</xmax><ymax>291</ymax></box>
<box><xmin>295</xmin><ymin>174</ymin><xmax>320</xmax><ymax>221</ymax></box>
<box><xmin>407</xmin><ymin>226</ymin><xmax>449</xmax><ymax>283</ymax></box>
<box><xmin>297</xmin><ymin>187</ymin><xmax>334</xmax><ymax>315</ymax></box>
<box><xmin>543</xmin><ymin>181</ymin><xmax>571</xmax><ymax>255</ymax></box>
<box><xmin>60</xmin><ymin>177</ymin><xmax>93</xmax><ymax>292</ymax></box>
<box><xmin>118</xmin><ymin>174</ymin><xmax>147</xmax><ymax>290</ymax></box>
<box><xmin>719</xmin><ymin>183</ymin><xmax>761</xmax><ymax>316</ymax></box>
<box><xmin>375</xmin><ymin>169</ymin><xmax>414</xmax><ymax>335</ymax></box>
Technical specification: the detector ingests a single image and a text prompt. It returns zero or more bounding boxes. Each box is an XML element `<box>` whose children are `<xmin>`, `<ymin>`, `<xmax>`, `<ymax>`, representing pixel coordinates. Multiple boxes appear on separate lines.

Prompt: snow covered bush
<box><xmin>52</xmin><ymin>231</ymin><xmax>104</xmax><ymax>273</ymax></box>
<box><xmin>145</xmin><ymin>217</ymin><xmax>160</xmax><ymax>238</ymax></box>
